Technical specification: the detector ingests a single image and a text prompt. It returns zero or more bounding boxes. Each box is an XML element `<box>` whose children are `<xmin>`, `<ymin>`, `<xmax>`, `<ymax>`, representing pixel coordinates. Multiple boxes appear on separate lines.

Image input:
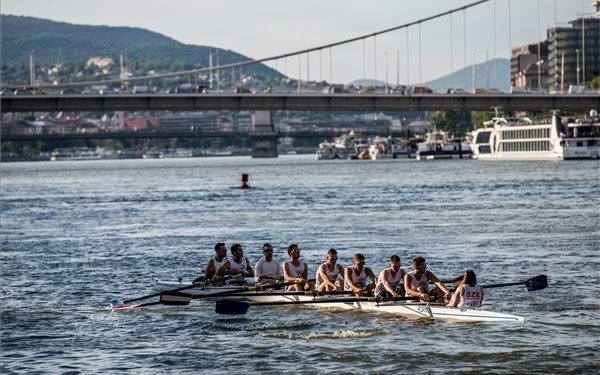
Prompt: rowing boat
<box><xmin>154</xmin><ymin>276</ymin><xmax>547</xmax><ymax>322</ymax></box>
<box><xmin>216</xmin><ymin>295</ymin><xmax>525</xmax><ymax>323</ymax></box>
<box><xmin>156</xmin><ymin>280</ymin><xmax>526</xmax><ymax>322</ymax></box>
<box><xmin>311</xmin><ymin>300</ymin><xmax>525</xmax><ymax>322</ymax></box>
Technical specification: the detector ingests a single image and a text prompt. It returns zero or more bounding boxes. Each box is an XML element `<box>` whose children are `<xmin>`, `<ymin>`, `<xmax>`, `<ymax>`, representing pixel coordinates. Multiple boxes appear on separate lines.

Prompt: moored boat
<box><xmin>561</xmin><ymin>110</ymin><xmax>600</xmax><ymax>159</ymax></box>
<box><xmin>162</xmin><ymin>148</ymin><xmax>193</xmax><ymax>158</ymax></box>
<box><xmin>415</xmin><ymin>131</ymin><xmax>471</xmax><ymax>160</ymax></box>
<box><xmin>470</xmin><ymin>113</ymin><xmax>565</xmax><ymax>160</ymax></box>
<box><xmin>50</xmin><ymin>147</ymin><xmax>103</xmax><ymax>161</ymax></box>
<box><xmin>315</xmin><ymin>141</ymin><xmax>338</xmax><ymax>160</ymax></box>
<box><xmin>368</xmin><ymin>136</ymin><xmax>397</xmax><ymax>160</ymax></box>
<box><xmin>142</xmin><ymin>150</ymin><xmax>163</xmax><ymax>159</ymax></box>
<box><xmin>342</xmin><ymin>131</ymin><xmax>370</xmax><ymax>159</ymax></box>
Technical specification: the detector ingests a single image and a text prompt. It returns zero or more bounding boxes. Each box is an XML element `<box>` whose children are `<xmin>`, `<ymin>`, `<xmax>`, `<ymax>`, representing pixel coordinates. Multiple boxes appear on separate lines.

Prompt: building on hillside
<box><xmin>407</xmin><ymin>120</ymin><xmax>432</xmax><ymax>135</ymax></box>
<box><xmin>547</xmin><ymin>2</ymin><xmax>600</xmax><ymax>92</ymax></box>
<box><xmin>514</xmin><ymin>60</ymin><xmax>549</xmax><ymax>91</ymax></box>
<box><xmin>510</xmin><ymin>42</ymin><xmax>548</xmax><ymax>90</ymax></box>
<box><xmin>158</xmin><ymin>112</ymin><xmax>253</xmax><ymax>133</ymax></box>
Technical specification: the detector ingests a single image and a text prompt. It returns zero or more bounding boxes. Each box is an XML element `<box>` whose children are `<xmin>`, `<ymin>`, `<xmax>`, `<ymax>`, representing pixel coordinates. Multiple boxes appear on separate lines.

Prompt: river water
<box><xmin>1</xmin><ymin>156</ymin><xmax>599</xmax><ymax>374</ymax></box>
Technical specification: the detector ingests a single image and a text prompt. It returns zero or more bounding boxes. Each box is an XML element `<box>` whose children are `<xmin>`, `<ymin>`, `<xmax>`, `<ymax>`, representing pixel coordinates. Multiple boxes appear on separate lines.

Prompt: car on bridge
<box><xmin>409</xmin><ymin>86</ymin><xmax>434</xmax><ymax>94</ymax></box>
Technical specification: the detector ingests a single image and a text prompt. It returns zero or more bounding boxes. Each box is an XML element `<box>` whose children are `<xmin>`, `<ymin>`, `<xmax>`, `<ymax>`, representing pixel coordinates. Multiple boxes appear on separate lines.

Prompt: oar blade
<box><xmin>525</xmin><ymin>275</ymin><xmax>548</xmax><ymax>292</ymax></box>
<box><xmin>215</xmin><ymin>300</ymin><xmax>250</xmax><ymax>315</ymax></box>
<box><xmin>159</xmin><ymin>291</ymin><xmax>193</xmax><ymax>306</ymax></box>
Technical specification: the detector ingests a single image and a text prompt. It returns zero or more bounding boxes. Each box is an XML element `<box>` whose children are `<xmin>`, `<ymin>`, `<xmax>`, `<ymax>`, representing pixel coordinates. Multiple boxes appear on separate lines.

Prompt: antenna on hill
<box><xmin>29</xmin><ymin>50</ymin><xmax>35</xmax><ymax>86</ymax></box>
<box><xmin>209</xmin><ymin>51</ymin><xmax>213</xmax><ymax>89</ymax></box>
<box><xmin>120</xmin><ymin>50</ymin><xmax>129</xmax><ymax>92</ymax></box>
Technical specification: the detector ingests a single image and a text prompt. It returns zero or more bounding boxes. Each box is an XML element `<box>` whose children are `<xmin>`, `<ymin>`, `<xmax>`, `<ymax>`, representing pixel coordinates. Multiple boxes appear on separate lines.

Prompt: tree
<box><xmin>431</xmin><ymin>111</ymin><xmax>471</xmax><ymax>136</ymax></box>
<box><xmin>588</xmin><ymin>76</ymin><xmax>600</xmax><ymax>90</ymax></box>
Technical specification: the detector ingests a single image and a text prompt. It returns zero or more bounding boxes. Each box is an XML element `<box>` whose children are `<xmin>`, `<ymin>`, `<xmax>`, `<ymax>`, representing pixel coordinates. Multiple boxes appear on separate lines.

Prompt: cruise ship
<box><xmin>470</xmin><ymin>111</ymin><xmax>600</xmax><ymax>161</ymax></box>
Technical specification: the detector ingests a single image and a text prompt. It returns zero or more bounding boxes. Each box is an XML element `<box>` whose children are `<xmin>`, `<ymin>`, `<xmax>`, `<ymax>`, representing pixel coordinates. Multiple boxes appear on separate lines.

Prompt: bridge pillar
<box><xmin>250</xmin><ymin>111</ymin><xmax>278</xmax><ymax>158</ymax></box>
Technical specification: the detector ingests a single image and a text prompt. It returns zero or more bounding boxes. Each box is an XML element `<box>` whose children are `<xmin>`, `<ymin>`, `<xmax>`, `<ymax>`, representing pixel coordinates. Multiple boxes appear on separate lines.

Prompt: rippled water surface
<box><xmin>1</xmin><ymin>156</ymin><xmax>599</xmax><ymax>374</ymax></box>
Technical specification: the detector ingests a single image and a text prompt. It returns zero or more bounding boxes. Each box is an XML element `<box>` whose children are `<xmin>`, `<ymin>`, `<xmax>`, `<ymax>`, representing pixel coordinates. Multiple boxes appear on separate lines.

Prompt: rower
<box><xmin>344</xmin><ymin>253</ymin><xmax>376</xmax><ymax>294</ymax></box>
<box><xmin>374</xmin><ymin>255</ymin><xmax>406</xmax><ymax>298</ymax></box>
<box><xmin>203</xmin><ymin>242</ymin><xmax>229</xmax><ymax>285</ymax></box>
<box><xmin>404</xmin><ymin>256</ymin><xmax>450</xmax><ymax>302</ymax></box>
<box><xmin>283</xmin><ymin>244</ymin><xmax>314</xmax><ymax>291</ymax></box>
<box><xmin>447</xmin><ymin>270</ymin><xmax>484</xmax><ymax>308</ymax></box>
<box><xmin>315</xmin><ymin>248</ymin><xmax>345</xmax><ymax>292</ymax></box>
<box><xmin>216</xmin><ymin>244</ymin><xmax>254</xmax><ymax>286</ymax></box>
<box><xmin>254</xmin><ymin>243</ymin><xmax>283</xmax><ymax>285</ymax></box>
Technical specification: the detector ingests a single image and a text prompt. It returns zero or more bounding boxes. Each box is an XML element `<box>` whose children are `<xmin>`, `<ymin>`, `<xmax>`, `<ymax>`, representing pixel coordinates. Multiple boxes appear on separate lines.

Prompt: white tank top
<box><xmin>344</xmin><ymin>267</ymin><xmax>368</xmax><ymax>290</ymax></box>
<box><xmin>316</xmin><ymin>263</ymin><xmax>342</xmax><ymax>287</ymax></box>
<box><xmin>375</xmin><ymin>268</ymin><xmax>403</xmax><ymax>295</ymax></box>
<box><xmin>405</xmin><ymin>271</ymin><xmax>429</xmax><ymax>297</ymax></box>
<box><xmin>254</xmin><ymin>258</ymin><xmax>282</xmax><ymax>282</ymax></box>
<box><xmin>229</xmin><ymin>257</ymin><xmax>249</xmax><ymax>274</ymax></box>
<box><xmin>212</xmin><ymin>256</ymin><xmax>228</xmax><ymax>272</ymax></box>
<box><xmin>283</xmin><ymin>260</ymin><xmax>306</xmax><ymax>280</ymax></box>
<box><xmin>458</xmin><ymin>284</ymin><xmax>483</xmax><ymax>308</ymax></box>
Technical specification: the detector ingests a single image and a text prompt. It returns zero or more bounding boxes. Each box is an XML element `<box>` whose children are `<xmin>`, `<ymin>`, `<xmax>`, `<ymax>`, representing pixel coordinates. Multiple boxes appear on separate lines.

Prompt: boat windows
<box><xmin>478</xmin><ymin>145</ymin><xmax>491</xmax><ymax>154</ymax></box>
<box><xmin>475</xmin><ymin>131</ymin><xmax>491</xmax><ymax>144</ymax></box>
<box><xmin>501</xmin><ymin>128</ymin><xmax>550</xmax><ymax>140</ymax></box>
<box><xmin>499</xmin><ymin>141</ymin><xmax>551</xmax><ymax>152</ymax></box>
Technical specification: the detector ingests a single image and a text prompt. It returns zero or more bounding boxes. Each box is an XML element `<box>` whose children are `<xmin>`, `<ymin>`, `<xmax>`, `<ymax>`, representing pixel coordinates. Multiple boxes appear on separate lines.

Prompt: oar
<box><xmin>215</xmin><ymin>295</ymin><xmax>426</xmax><ymax>315</ymax></box>
<box><xmin>130</xmin><ymin>278</ymin><xmax>320</xmax><ymax>308</ymax></box>
<box><xmin>219</xmin><ymin>290</ymin><xmax>359</xmax><ymax>298</ymax></box>
<box><xmin>103</xmin><ymin>290</ymin><xmax>194</xmax><ymax>310</ymax></box>
<box><xmin>441</xmin><ymin>274</ymin><xmax>548</xmax><ymax>291</ymax></box>
<box><xmin>482</xmin><ymin>274</ymin><xmax>548</xmax><ymax>292</ymax></box>
<box><xmin>121</xmin><ymin>274</ymin><xmax>244</xmax><ymax>304</ymax></box>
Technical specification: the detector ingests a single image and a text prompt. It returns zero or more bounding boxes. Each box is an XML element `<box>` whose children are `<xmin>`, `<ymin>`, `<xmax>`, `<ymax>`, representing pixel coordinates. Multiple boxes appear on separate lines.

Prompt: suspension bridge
<box><xmin>2</xmin><ymin>0</ymin><xmax>599</xmax><ymax>157</ymax></box>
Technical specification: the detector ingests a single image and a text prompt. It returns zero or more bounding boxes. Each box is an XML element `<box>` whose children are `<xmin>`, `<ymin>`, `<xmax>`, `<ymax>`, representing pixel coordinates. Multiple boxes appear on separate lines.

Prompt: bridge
<box><xmin>0</xmin><ymin>129</ymin><xmax>403</xmax><ymax>142</ymax></box>
<box><xmin>2</xmin><ymin>93</ymin><xmax>599</xmax><ymax>113</ymax></box>
<box><xmin>2</xmin><ymin>0</ymin><xmax>599</xmax><ymax>157</ymax></box>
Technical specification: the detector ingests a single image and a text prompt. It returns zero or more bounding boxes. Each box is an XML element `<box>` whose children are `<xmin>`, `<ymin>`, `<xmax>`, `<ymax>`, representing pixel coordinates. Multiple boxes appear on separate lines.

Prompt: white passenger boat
<box><xmin>470</xmin><ymin>114</ymin><xmax>565</xmax><ymax>160</ymax></box>
<box><xmin>470</xmin><ymin>111</ymin><xmax>600</xmax><ymax>161</ymax></box>
<box><xmin>50</xmin><ymin>147</ymin><xmax>103</xmax><ymax>161</ymax></box>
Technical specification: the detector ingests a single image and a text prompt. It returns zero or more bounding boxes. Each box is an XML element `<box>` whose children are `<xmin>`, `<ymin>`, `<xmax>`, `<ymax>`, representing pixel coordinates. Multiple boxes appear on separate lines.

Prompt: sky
<box><xmin>1</xmin><ymin>0</ymin><xmax>594</xmax><ymax>85</ymax></box>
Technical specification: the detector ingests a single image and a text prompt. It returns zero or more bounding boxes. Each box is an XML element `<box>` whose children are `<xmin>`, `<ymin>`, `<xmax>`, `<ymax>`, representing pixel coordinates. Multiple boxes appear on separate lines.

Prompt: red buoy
<box><xmin>240</xmin><ymin>173</ymin><xmax>250</xmax><ymax>189</ymax></box>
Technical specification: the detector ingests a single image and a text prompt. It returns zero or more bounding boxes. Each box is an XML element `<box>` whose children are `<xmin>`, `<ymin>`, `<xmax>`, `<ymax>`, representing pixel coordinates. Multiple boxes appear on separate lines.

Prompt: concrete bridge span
<box><xmin>2</xmin><ymin>93</ymin><xmax>599</xmax><ymax>113</ymax></box>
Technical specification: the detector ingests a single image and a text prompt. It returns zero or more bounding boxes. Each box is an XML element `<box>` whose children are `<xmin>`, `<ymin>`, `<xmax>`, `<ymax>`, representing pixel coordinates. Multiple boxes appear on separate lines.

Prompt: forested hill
<box><xmin>1</xmin><ymin>14</ymin><xmax>280</xmax><ymax>78</ymax></box>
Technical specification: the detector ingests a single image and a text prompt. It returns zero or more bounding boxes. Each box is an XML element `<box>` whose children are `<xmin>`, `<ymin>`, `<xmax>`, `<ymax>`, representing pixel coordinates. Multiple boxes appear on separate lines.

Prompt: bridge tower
<box><xmin>250</xmin><ymin>111</ymin><xmax>278</xmax><ymax>158</ymax></box>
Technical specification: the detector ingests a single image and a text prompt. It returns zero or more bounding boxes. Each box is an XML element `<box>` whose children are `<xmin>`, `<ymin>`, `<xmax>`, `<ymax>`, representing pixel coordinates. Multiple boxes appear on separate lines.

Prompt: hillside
<box><xmin>1</xmin><ymin>15</ymin><xmax>510</xmax><ymax>91</ymax></box>
<box><xmin>423</xmin><ymin>58</ymin><xmax>510</xmax><ymax>92</ymax></box>
<box><xmin>350</xmin><ymin>58</ymin><xmax>510</xmax><ymax>92</ymax></box>
<box><xmin>1</xmin><ymin>14</ymin><xmax>282</xmax><ymax>82</ymax></box>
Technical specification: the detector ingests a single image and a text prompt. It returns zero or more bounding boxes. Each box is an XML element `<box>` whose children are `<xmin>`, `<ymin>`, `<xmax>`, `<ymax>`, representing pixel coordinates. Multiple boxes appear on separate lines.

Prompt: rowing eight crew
<box><xmin>201</xmin><ymin>243</ymin><xmax>483</xmax><ymax>308</ymax></box>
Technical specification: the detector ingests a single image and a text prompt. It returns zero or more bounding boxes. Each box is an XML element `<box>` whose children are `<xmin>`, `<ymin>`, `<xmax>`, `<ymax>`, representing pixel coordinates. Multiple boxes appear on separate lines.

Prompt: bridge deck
<box><xmin>2</xmin><ymin>93</ymin><xmax>599</xmax><ymax>113</ymax></box>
